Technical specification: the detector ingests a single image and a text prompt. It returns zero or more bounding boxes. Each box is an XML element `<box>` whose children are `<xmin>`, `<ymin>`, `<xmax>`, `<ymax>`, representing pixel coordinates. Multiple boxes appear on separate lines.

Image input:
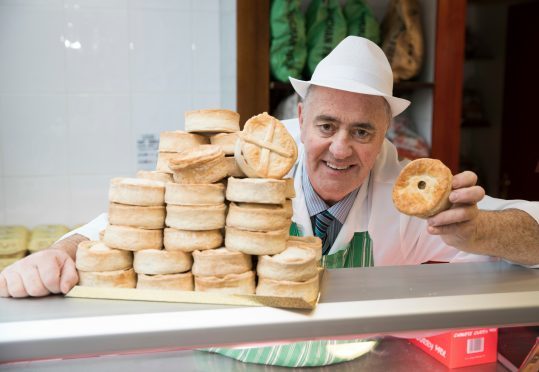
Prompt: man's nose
<box><xmin>328</xmin><ymin>131</ymin><xmax>353</xmax><ymax>159</ymax></box>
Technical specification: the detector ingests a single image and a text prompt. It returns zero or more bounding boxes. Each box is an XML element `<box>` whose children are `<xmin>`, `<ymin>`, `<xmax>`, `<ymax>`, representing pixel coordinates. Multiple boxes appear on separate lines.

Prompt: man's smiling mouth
<box><xmin>325</xmin><ymin>161</ymin><xmax>354</xmax><ymax>171</ymax></box>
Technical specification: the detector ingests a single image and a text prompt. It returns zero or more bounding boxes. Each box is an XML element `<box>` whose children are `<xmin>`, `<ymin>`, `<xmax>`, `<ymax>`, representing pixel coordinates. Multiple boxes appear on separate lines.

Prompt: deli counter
<box><xmin>1</xmin><ymin>261</ymin><xmax>538</xmax><ymax>370</ymax></box>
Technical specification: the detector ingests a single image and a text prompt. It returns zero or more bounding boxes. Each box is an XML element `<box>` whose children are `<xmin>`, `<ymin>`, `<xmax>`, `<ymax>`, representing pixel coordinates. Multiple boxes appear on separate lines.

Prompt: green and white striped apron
<box><xmin>204</xmin><ymin>223</ymin><xmax>375</xmax><ymax>367</ymax></box>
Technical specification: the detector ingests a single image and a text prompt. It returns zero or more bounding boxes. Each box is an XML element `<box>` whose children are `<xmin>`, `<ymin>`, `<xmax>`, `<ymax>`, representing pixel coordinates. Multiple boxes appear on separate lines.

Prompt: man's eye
<box><xmin>318</xmin><ymin>124</ymin><xmax>333</xmax><ymax>133</ymax></box>
<box><xmin>352</xmin><ymin>129</ymin><xmax>370</xmax><ymax>139</ymax></box>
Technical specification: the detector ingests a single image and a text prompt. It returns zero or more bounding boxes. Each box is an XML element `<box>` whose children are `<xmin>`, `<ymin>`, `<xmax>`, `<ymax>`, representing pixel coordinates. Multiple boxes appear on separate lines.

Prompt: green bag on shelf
<box><xmin>305</xmin><ymin>0</ymin><xmax>347</xmax><ymax>78</ymax></box>
<box><xmin>343</xmin><ymin>0</ymin><xmax>380</xmax><ymax>44</ymax></box>
<box><xmin>270</xmin><ymin>0</ymin><xmax>307</xmax><ymax>82</ymax></box>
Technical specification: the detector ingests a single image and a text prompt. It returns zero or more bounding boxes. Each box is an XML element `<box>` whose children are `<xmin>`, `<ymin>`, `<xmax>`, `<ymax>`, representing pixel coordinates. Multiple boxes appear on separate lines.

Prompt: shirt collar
<box><xmin>302</xmin><ymin>161</ymin><xmax>360</xmax><ymax>224</ymax></box>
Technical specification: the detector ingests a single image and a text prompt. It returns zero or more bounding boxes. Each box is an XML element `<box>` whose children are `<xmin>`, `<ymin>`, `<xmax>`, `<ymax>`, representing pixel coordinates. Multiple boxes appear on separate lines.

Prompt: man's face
<box><xmin>299</xmin><ymin>86</ymin><xmax>390</xmax><ymax>205</ymax></box>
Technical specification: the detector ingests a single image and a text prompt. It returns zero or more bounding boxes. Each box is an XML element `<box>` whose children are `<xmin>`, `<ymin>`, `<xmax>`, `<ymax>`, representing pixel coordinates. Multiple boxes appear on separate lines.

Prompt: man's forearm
<box><xmin>48</xmin><ymin>233</ymin><xmax>89</xmax><ymax>261</ymax></box>
<box><xmin>468</xmin><ymin>209</ymin><xmax>539</xmax><ymax>265</ymax></box>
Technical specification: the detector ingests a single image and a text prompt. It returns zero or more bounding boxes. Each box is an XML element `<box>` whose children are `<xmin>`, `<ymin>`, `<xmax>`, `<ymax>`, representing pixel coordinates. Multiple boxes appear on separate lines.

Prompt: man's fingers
<box><xmin>5</xmin><ymin>271</ymin><xmax>27</xmax><ymax>298</ymax></box>
<box><xmin>449</xmin><ymin>185</ymin><xmax>485</xmax><ymax>204</ymax></box>
<box><xmin>0</xmin><ymin>273</ymin><xmax>8</xmax><ymax>297</ymax></box>
<box><xmin>20</xmin><ymin>266</ymin><xmax>50</xmax><ymax>297</ymax></box>
<box><xmin>38</xmin><ymin>256</ymin><xmax>62</xmax><ymax>294</ymax></box>
<box><xmin>429</xmin><ymin>205</ymin><xmax>479</xmax><ymax>227</ymax></box>
<box><xmin>452</xmin><ymin>171</ymin><xmax>478</xmax><ymax>189</ymax></box>
<box><xmin>59</xmin><ymin>257</ymin><xmax>78</xmax><ymax>294</ymax></box>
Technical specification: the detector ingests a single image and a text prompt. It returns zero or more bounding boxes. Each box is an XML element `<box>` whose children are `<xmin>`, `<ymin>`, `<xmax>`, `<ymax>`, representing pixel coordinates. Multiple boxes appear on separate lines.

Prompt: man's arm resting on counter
<box><xmin>432</xmin><ymin>208</ymin><xmax>539</xmax><ymax>266</ymax></box>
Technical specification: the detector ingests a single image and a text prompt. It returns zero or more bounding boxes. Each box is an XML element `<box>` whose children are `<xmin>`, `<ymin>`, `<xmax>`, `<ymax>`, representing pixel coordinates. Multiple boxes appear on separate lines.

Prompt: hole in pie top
<box><xmin>417</xmin><ymin>181</ymin><xmax>426</xmax><ymax>190</ymax></box>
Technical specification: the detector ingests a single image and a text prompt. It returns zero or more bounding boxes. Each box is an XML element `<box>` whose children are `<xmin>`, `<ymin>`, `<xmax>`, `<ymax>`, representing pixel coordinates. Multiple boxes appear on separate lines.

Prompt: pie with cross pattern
<box><xmin>234</xmin><ymin>112</ymin><xmax>298</xmax><ymax>179</ymax></box>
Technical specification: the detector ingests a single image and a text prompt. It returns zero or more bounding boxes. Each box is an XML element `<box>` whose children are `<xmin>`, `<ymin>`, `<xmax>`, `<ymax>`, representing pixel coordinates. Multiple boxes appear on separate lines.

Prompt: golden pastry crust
<box><xmin>78</xmin><ymin>268</ymin><xmax>137</xmax><ymax>289</ymax></box>
<box><xmin>224</xmin><ymin>156</ymin><xmax>246</xmax><ymax>178</ymax></box>
<box><xmin>257</xmin><ymin>247</ymin><xmax>317</xmax><ymax>282</ymax></box>
<box><xmin>192</xmin><ymin>247</ymin><xmax>252</xmax><ymax>277</ymax></box>
<box><xmin>158</xmin><ymin>130</ymin><xmax>209</xmax><ymax>152</ymax></box>
<box><xmin>165</xmin><ymin>183</ymin><xmax>225</xmax><ymax>205</ymax></box>
<box><xmin>284</xmin><ymin>177</ymin><xmax>296</xmax><ymax>199</ymax></box>
<box><xmin>156</xmin><ymin>152</ymin><xmax>176</xmax><ymax>174</ymax></box>
<box><xmin>164</xmin><ymin>228</ymin><xmax>223</xmax><ymax>252</ymax></box>
<box><xmin>165</xmin><ymin>204</ymin><xmax>226</xmax><ymax>230</ymax></box>
<box><xmin>226</xmin><ymin>202</ymin><xmax>291</xmax><ymax>231</ymax></box>
<box><xmin>185</xmin><ymin>109</ymin><xmax>240</xmax><ymax>133</ymax></box>
<box><xmin>168</xmin><ymin>145</ymin><xmax>228</xmax><ymax>184</ymax></box>
<box><xmin>226</xmin><ymin>177</ymin><xmax>286</xmax><ymax>205</ymax></box>
<box><xmin>234</xmin><ymin>112</ymin><xmax>298</xmax><ymax>179</ymax></box>
<box><xmin>103</xmin><ymin>225</ymin><xmax>163</xmax><ymax>251</ymax></box>
<box><xmin>136</xmin><ymin>170</ymin><xmax>173</xmax><ymax>184</ymax></box>
<box><xmin>108</xmin><ymin>177</ymin><xmax>165</xmax><ymax>206</ymax></box>
<box><xmin>210</xmin><ymin>132</ymin><xmax>239</xmax><ymax>155</ymax></box>
<box><xmin>136</xmin><ymin>272</ymin><xmax>194</xmax><ymax>291</ymax></box>
<box><xmin>282</xmin><ymin>199</ymin><xmax>293</xmax><ymax>218</ymax></box>
<box><xmin>392</xmin><ymin>158</ymin><xmax>453</xmax><ymax>218</ymax></box>
<box><xmin>133</xmin><ymin>249</ymin><xmax>192</xmax><ymax>275</ymax></box>
<box><xmin>287</xmin><ymin>236</ymin><xmax>322</xmax><ymax>261</ymax></box>
<box><xmin>108</xmin><ymin>203</ymin><xmax>165</xmax><ymax>229</ymax></box>
<box><xmin>76</xmin><ymin>240</ymin><xmax>133</xmax><ymax>272</ymax></box>
<box><xmin>194</xmin><ymin>270</ymin><xmax>255</xmax><ymax>295</ymax></box>
<box><xmin>256</xmin><ymin>274</ymin><xmax>319</xmax><ymax>302</ymax></box>
<box><xmin>225</xmin><ymin>226</ymin><xmax>288</xmax><ymax>255</ymax></box>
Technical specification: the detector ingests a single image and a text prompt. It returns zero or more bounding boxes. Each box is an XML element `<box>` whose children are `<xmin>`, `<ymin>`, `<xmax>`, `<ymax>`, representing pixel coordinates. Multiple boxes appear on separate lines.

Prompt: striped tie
<box><xmin>314</xmin><ymin>210</ymin><xmax>335</xmax><ymax>255</ymax></box>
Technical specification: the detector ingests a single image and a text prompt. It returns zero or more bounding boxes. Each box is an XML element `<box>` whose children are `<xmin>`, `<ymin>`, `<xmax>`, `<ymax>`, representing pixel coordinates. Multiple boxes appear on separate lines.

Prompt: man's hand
<box><xmin>0</xmin><ymin>234</ymin><xmax>86</xmax><ymax>298</ymax></box>
<box><xmin>0</xmin><ymin>250</ymin><xmax>78</xmax><ymax>297</ymax></box>
<box><xmin>426</xmin><ymin>171</ymin><xmax>539</xmax><ymax>265</ymax></box>
<box><xmin>426</xmin><ymin>171</ymin><xmax>485</xmax><ymax>250</ymax></box>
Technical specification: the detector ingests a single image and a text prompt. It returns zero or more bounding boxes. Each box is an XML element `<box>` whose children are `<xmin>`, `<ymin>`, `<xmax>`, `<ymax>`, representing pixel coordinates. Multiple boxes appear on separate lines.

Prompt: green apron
<box><xmin>204</xmin><ymin>223</ymin><xmax>375</xmax><ymax>367</ymax></box>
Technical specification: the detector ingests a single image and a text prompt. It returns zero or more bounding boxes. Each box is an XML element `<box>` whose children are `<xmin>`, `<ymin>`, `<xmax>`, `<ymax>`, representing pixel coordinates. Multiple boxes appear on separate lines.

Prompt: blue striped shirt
<box><xmin>302</xmin><ymin>162</ymin><xmax>359</xmax><ymax>250</ymax></box>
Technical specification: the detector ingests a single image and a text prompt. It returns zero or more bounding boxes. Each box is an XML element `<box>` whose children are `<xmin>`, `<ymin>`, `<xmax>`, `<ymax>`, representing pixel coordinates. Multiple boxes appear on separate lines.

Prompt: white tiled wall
<box><xmin>0</xmin><ymin>0</ymin><xmax>236</xmax><ymax>227</ymax></box>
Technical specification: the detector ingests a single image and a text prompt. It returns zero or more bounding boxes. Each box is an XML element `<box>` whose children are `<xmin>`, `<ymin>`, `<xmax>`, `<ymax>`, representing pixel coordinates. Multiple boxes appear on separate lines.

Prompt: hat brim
<box><xmin>289</xmin><ymin>77</ymin><xmax>410</xmax><ymax>117</ymax></box>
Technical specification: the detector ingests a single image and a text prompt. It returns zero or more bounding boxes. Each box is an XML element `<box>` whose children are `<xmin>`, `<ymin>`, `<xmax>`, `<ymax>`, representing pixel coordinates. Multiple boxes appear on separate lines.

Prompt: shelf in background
<box><xmin>270</xmin><ymin>80</ymin><xmax>435</xmax><ymax>93</ymax></box>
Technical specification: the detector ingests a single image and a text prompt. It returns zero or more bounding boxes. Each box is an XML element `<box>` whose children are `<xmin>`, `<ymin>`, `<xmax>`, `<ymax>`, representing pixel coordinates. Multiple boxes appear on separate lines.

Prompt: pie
<box><xmin>133</xmin><ymin>249</ymin><xmax>192</xmax><ymax>275</ymax></box>
<box><xmin>192</xmin><ymin>247</ymin><xmax>252</xmax><ymax>277</ymax></box>
<box><xmin>226</xmin><ymin>177</ymin><xmax>286</xmax><ymax>204</ymax></box>
<box><xmin>168</xmin><ymin>145</ymin><xmax>228</xmax><ymax>184</ymax></box>
<box><xmin>256</xmin><ymin>274</ymin><xmax>319</xmax><ymax>302</ymax></box>
<box><xmin>392</xmin><ymin>158</ymin><xmax>453</xmax><ymax>218</ymax></box>
<box><xmin>226</xmin><ymin>202</ymin><xmax>291</xmax><ymax>231</ymax></box>
<box><xmin>158</xmin><ymin>130</ymin><xmax>209</xmax><ymax>152</ymax></box>
<box><xmin>287</xmin><ymin>236</ymin><xmax>322</xmax><ymax>261</ymax></box>
<box><xmin>103</xmin><ymin>224</ymin><xmax>163</xmax><ymax>251</ymax></box>
<box><xmin>210</xmin><ymin>132</ymin><xmax>239</xmax><ymax>155</ymax></box>
<box><xmin>224</xmin><ymin>156</ymin><xmax>246</xmax><ymax>178</ymax></box>
<box><xmin>194</xmin><ymin>270</ymin><xmax>255</xmax><ymax>295</ymax></box>
<box><xmin>225</xmin><ymin>226</ymin><xmax>288</xmax><ymax>255</ymax></box>
<box><xmin>165</xmin><ymin>204</ymin><xmax>226</xmax><ymax>230</ymax></box>
<box><xmin>185</xmin><ymin>109</ymin><xmax>240</xmax><ymax>133</ymax></box>
<box><xmin>75</xmin><ymin>240</ymin><xmax>133</xmax><ymax>272</ymax></box>
<box><xmin>108</xmin><ymin>202</ymin><xmax>165</xmax><ymax>229</ymax></box>
<box><xmin>109</xmin><ymin>177</ymin><xmax>165</xmax><ymax>206</ymax></box>
<box><xmin>136</xmin><ymin>170</ymin><xmax>173</xmax><ymax>184</ymax></box>
<box><xmin>163</xmin><ymin>228</ymin><xmax>223</xmax><ymax>252</ymax></box>
<box><xmin>165</xmin><ymin>182</ymin><xmax>225</xmax><ymax>205</ymax></box>
<box><xmin>136</xmin><ymin>272</ymin><xmax>193</xmax><ymax>291</ymax></box>
<box><xmin>257</xmin><ymin>247</ymin><xmax>317</xmax><ymax>282</ymax></box>
<box><xmin>78</xmin><ymin>268</ymin><xmax>137</xmax><ymax>288</ymax></box>
<box><xmin>234</xmin><ymin>112</ymin><xmax>298</xmax><ymax>179</ymax></box>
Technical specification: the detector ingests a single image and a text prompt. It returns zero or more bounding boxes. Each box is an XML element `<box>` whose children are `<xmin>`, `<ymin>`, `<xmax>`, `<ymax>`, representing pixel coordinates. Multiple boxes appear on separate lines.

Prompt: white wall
<box><xmin>0</xmin><ymin>0</ymin><xmax>236</xmax><ymax>227</ymax></box>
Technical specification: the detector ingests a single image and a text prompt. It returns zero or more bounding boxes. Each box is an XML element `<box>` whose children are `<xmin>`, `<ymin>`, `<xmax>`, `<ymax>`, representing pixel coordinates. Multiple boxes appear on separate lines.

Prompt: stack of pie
<box><xmin>0</xmin><ymin>226</ymin><xmax>29</xmax><ymax>271</ymax></box>
<box><xmin>75</xmin><ymin>240</ymin><xmax>136</xmax><ymax>288</ymax></box>
<box><xmin>256</xmin><ymin>246</ymin><xmax>320</xmax><ymax>302</ymax></box>
<box><xmin>191</xmin><ymin>247</ymin><xmax>255</xmax><ymax>294</ymax></box>
<box><xmin>73</xmin><ymin>109</ymin><xmax>321</xmax><ymax>302</ymax></box>
<box><xmin>184</xmin><ymin>109</ymin><xmax>244</xmax><ymax>178</ymax></box>
<box><xmin>156</xmin><ymin>131</ymin><xmax>209</xmax><ymax>174</ymax></box>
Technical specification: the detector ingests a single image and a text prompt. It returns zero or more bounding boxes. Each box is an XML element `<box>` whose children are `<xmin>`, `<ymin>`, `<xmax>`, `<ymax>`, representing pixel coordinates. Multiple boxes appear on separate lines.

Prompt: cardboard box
<box><xmin>411</xmin><ymin>328</ymin><xmax>498</xmax><ymax>368</ymax></box>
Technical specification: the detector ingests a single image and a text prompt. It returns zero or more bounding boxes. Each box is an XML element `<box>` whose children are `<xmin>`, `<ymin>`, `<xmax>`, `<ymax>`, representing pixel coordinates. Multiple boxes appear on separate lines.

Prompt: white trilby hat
<box><xmin>289</xmin><ymin>36</ymin><xmax>410</xmax><ymax>117</ymax></box>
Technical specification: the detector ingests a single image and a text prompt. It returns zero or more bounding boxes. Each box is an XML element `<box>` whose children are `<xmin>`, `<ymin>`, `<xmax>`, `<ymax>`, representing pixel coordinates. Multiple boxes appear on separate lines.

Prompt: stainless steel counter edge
<box><xmin>1</xmin><ymin>261</ymin><xmax>538</xmax><ymax>363</ymax></box>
